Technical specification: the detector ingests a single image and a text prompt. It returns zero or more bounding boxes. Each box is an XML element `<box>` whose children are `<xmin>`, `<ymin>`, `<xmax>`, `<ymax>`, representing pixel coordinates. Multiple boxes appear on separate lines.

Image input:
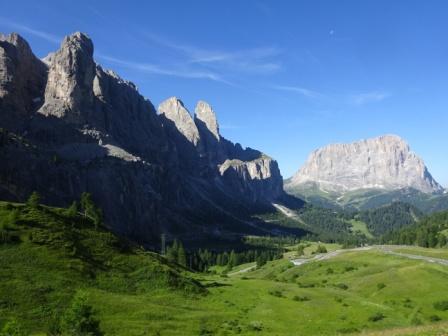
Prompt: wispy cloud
<box><xmin>0</xmin><ymin>18</ymin><xmax>60</xmax><ymax>44</ymax></box>
<box><xmin>272</xmin><ymin>85</ymin><xmax>323</xmax><ymax>99</ymax></box>
<box><xmin>143</xmin><ymin>32</ymin><xmax>282</xmax><ymax>75</ymax></box>
<box><xmin>97</xmin><ymin>54</ymin><xmax>231</xmax><ymax>84</ymax></box>
<box><xmin>349</xmin><ymin>91</ymin><xmax>390</xmax><ymax>105</ymax></box>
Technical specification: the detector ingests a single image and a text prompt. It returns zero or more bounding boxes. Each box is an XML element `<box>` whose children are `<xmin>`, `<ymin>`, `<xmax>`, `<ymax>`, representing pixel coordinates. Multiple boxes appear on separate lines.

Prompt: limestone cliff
<box><xmin>286</xmin><ymin>135</ymin><xmax>443</xmax><ymax>194</ymax></box>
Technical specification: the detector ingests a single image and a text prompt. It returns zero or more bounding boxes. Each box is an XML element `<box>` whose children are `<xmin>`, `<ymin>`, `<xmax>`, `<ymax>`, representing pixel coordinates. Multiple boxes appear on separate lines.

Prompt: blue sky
<box><xmin>1</xmin><ymin>0</ymin><xmax>447</xmax><ymax>186</ymax></box>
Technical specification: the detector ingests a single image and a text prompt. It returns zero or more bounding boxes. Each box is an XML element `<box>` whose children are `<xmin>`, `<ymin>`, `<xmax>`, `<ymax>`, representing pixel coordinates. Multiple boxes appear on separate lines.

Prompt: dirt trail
<box><xmin>227</xmin><ymin>265</ymin><xmax>256</xmax><ymax>276</ymax></box>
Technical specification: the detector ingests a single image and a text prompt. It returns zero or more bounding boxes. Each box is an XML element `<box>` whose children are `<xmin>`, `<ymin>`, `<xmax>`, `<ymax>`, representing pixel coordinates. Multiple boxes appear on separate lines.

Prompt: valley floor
<box><xmin>95</xmin><ymin>246</ymin><xmax>448</xmax><ymax>335</ymax></box>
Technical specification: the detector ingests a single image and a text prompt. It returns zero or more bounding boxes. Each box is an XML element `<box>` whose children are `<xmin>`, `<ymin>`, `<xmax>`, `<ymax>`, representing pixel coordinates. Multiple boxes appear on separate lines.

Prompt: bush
<box><xmin>293</xmin><ymin>295</ymin><xmax>310</xmax><ymax>302</ymax></box>
<box><xmin>268</xmin><ymin>290</ymin><xmax>283</xmax><ymax>297</ymax></box>
<box><xmin>0</xmin><ymin>319</ymin><xmax>26</xmax><ymax>336</ymax></box>
<box><xmin>337</xmin><ymin>327</ymin><xmax>359</xmax><ymax>334</ymax></box>
<box><xmin>434</xmin><ymin>300</ymin><xmax>448</xmax><ymax>311</ymax></box>
<box><xmin>335</xmin><ymin>283</ymin><xmax>348</xmax><ymax>290</ymax></box>
<box><xmin>315</xmin><ymin>245</ymin><xmax>327</xmax><ymax>253</ymax></box>
<box><xmin>248</xmin><ymin>321</ymin><xmax>263</xmax><ymax>331</ymax></box>
<box><xmin>429</xmin><ymin>315</ymin><xmax>441</xmax><ymax>322</ymax></box>
<box><xmin>60</xmin><ymin>291</ymin><xmax>102</xmax><ymax>335</ymax></box>
<box><xmin>368</xmin><ymin>312</ymin><xmax>385</xmax><ymax>322</ymax></box>
<box><xmin>377</xmin><ymin>283</ymin><xmax>386</xmax><ymax>290</ymax></box>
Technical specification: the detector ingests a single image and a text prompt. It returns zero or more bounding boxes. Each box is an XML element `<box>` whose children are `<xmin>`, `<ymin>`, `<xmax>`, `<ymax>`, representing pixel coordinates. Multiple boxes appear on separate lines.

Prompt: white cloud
<box><xmin>96</xmin><ymin>54</ymin><xmax>231</xmax><ymax>84</ymax></box>
<box><xmin>0</xmin><ymin>18</ymin><xmax>60</xmax><ymax>44</ymax></box>
<box><xmin>143</xmin><ymin>32</ymin><xmax>282</xmax><ymax>75</ymax></box>
<box><xmin>272</xmin><ymin>85</ymin><xmax>323</xmax><ymax>99</ymax></box>
<box><xmin>349</xmin><ymin>91</ymin><xmax>390</xmax><ymax>105</ymax></box>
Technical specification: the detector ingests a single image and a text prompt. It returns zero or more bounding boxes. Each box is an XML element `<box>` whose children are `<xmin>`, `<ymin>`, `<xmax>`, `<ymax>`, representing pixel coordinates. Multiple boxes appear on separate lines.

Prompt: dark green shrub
<box><xmin>429</xmin><ymin>315</ymin><xmax>441</xmax><ymax>322</ymax></box>
<box><xmin>434</xmin><ymin>300</ymin><xmax>448</xmax><ymax>311</ymax></box>
<box><xmin>268</xmin><ymin>290</ymin><xmax>283</xmax><ymax>297</ymax></box>
<box><xmin>293</xmin><ymin>295</ymin><xmax>310</xmax><ymax>302</ymax></box>
<box><xmin>60</xmin><ymin>291</ymin><xmax>102</xmax><ymax>335</ymax></box>
<box><xmin>335</xmin><ymin>283</ymin><xmax>349</xmax><ymax>290</ymax></box>
<box><xmin>0</xmin><ymin>319</ymin><xmax>26</xmax><ymax>336</ymax></box>
<box><xmin>377</xmin><ymin>283</ymin><xmax>386</xmax><ymax>290</ymax></box>
<box><xmin>368</xmin><ymin>312</ymin><xmax>385</xmax><ymax>322</ymax></box>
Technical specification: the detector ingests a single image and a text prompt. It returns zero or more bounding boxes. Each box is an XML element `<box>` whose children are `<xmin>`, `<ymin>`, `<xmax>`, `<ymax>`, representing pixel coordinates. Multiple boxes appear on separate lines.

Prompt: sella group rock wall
<box><xmin>0</xmin><ymin>32</ymin><xmax>287</xmax><ymax>244</ymax></box>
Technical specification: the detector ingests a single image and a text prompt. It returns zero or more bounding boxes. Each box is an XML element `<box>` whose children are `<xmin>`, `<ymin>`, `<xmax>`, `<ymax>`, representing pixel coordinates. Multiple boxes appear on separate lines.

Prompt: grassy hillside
<box><xmin>0</xmin><ymin>201</ymin><xmax>203</xmax><ymax>334</ymax></box>
<box><xmin>2</xmin><ymin>201</ymin><xmax>448</xmax><ymax>335</ymax></box>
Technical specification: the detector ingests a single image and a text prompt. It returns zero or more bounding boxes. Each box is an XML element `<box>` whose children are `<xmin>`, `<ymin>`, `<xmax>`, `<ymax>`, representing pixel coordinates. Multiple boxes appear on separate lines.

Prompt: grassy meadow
<box><xmin>1</xmin><ymin>201</ymin><xmax>448</xmax><ymax>335</ymax></box>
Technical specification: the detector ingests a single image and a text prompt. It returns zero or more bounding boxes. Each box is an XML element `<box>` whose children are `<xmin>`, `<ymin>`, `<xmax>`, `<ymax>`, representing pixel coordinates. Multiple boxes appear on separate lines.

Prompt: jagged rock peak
<box><xmin>158</xmin><ymin>97</ymin><xmax>200</xmax><ymax>145</ymax></box>
<box><xmin>286</xmin><ymin>134</ymin><xmax>443</xmax><ymax>194</ymax></box>
<box><xmin>194</xmin><ymin>100</ymin><xmax>220</xmax><ymax>140</ymax></box>
<box><xmin>60</xmin><ymin>32</ymin><xmax>93</xmax><ymax>57</ymax></box>
<box><xmin>0</xmin><ymin>32</ymin><xmax>30</xmax><ymax>48</ymax></box>
<box><xmin>38</xmin><ymin>31</ymin><xmax>96</xmax><ymax>123</ymax></box>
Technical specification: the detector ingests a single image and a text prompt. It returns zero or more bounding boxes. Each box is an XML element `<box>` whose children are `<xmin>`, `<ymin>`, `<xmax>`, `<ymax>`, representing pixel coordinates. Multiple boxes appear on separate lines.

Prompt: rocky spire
<box><xmin>38</xmin><ymin>32</ymin><xmax>96</xmax><ymax>123</ymax></box>
<box><xmin>194</xmin><ymin>100</ymin><xmax>220</xmax><ymax>140</ymax></box>
<box><xmin>158</xmin><ymin>97</ymin><xmax>200</xmax><ymax>146</ymax></box>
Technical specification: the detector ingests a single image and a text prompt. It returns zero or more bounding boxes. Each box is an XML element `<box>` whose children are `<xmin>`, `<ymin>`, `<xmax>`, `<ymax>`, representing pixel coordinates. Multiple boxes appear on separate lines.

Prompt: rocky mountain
<box><xmin>0</xmin><ymin>32</ymin><xmax>293</xmax><ymax>245</ymax></box>
<box><xmin>285</xmin><ymin>135</ymin><xmax>444</xmax><ymax>210</ymax></box>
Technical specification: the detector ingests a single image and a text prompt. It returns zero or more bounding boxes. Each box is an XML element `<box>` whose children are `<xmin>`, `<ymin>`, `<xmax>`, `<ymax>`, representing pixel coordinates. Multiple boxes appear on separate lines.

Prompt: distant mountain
<box><xmin>285</xmin><ymin>135</ymin><xmax>445</xmax><ymax>211</ymax></box>
<box><xmin>0</xmin><ymin>32</ymin><xmax>300</xmax><ymax>245</ymax></box>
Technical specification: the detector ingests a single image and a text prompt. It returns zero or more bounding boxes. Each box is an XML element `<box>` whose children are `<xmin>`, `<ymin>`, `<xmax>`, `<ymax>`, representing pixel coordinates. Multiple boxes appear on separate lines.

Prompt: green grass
<box><xmin>349</xmin><ymin>219</ymin><xmax>374</xmax><ymax>238</ymax></box>
<box><xmin>2</xmin><ymin>202</ymin><xmax>448</xmax><ymax>335</ymax></box>
<box><xmin>284</xmin><ymin>241</ymin><xmax>342</xmax><ymax>259</ymax></box>
<box><xmin>0</xmin><ymin>202</ymin><xmax>203</xmax><ymax>334</ymax></box>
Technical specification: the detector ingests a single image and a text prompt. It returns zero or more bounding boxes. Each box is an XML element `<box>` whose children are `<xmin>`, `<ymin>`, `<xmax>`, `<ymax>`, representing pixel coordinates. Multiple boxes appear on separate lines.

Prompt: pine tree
<box><xmin>80</xmin><ymin>193</ymin><xmax>102</xmax><ymax>229</ymax></box>
<box><xmin>177</xmin><ymin>241</ymin><xmax>187</xmax><ymax>267</ymax></box>
<box><xmin>228</xmin><ymin>250</ymin><xmax>237</xmax><ymax>268</ymax></box>
<box><xmin>66</xmin><ymin>201</ymin><xmax>78</xmax><ymax>218</ymax></box>
<box><xmin>297</xmin><ymin>244</ymin><xmax>305</xmax><ymax>256</ymax></box>
<box><xmin>166</xmin><ymin>240</ymin><xmax>179</xmax><ymax>263</ymax></box>
<box><xmin>26</xmin><ymin>191</ymin><xmax>41</xmax><ymax>209</ymax></box>
<box><xmin>438</xmin><ymin>234</ymin><xmax>447</xmax><ymax>247</ymax></box>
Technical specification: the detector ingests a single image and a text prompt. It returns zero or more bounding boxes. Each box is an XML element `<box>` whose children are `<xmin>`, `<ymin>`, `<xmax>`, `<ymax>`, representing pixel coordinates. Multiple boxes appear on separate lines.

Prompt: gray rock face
<box><xmin>219</xmin><ymin>156</ymin><xmax>283</xmax><ymax>203</ymax></box>
<box><xmin>286</xmin><ymin>135</ymin><xmax>443</xmax><ymax>194</ymax></box>
<box><xmin>0</xmin><ymin>32</ymin><xmax>286</xmax><ymax>244</ymax></box>
<box><xmin>158</xmin><ymin>97</ymin><xmax>200</xmax><ymax>146</ymax></box>
<box><xmin>0</xmin><ymin>33</ymin><xmax>47</xmax><ymax>130</ymax></box>
<box><xmin>38</xmin><ymin>32</ymin><xmax>96</xmax><ymax>124</ymax></box>
<box><xmin>194</xmin><ymin>101</ymin><xmax>220</xmax><ymax>141</ymax></box>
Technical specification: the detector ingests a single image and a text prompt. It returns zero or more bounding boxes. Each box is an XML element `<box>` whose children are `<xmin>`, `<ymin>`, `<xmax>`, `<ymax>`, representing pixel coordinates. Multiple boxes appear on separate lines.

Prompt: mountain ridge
<box><xmin>0</xmin><ymin>31</ymin><xmax>294</xmax><ymax>245</ymax></box>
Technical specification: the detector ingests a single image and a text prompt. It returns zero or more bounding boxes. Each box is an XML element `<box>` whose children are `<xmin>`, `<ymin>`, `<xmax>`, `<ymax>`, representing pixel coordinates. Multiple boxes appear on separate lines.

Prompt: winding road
<box><xmin>290</xmin><ymin>245</ymin><xmax>448</xmax><ymax>267</ymax></box>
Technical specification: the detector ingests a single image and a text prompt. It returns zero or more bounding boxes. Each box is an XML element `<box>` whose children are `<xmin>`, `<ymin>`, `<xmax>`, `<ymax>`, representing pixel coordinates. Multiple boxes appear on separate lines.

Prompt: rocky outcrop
<box><xmin>219</xmin><ymin>155</ymin><xmax>283</xmax><ymax>203</ymax></box>
<box><xmin>0</xmin><ymin>32</ymin><xmax>288</xmax><ymax>244</ymax></box>
<box><xmin>286</xmin><ymin>135</ymin><xmax>443</xmax><ymax>194</ymax></box>
<box><xmin>194</xmin><ymin>100</ymin><xmax>220</xmax><ymax>141</ymax></box>
<box><xmin>158</xmin><ymin>97</ymin><xmax>200</xmax><ymax>146</ymax></box>
<box><xmin>0</xmin><ymin>33</ymin><xmax>47</xmax><ymax>130</ymax></box>
<box><xmin>38</xmin><ymin>32</ymin><xmax>96</xmax><ymax>124</ymax></box>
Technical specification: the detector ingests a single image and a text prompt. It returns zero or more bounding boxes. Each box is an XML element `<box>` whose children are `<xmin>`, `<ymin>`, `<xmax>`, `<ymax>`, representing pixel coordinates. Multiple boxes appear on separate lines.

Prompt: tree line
<box><xmin>165</xmin><ymin>239</ymin><xmax>283</xmax><ymax>272</ymax></box>
<box><xmin>381</xmin><ymin>210</ymin><xmax>448</xmax><ymax>247</ymax></box>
